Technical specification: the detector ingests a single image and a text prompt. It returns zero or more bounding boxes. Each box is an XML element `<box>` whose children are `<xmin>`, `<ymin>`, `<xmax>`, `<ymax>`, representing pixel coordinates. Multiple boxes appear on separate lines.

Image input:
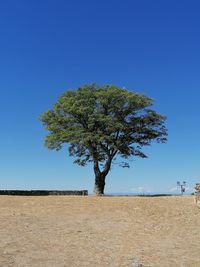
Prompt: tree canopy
<box><xmin>40</xmin><ymin>84</ymin><xmax>167</xmax><ymax>195</ymax></box>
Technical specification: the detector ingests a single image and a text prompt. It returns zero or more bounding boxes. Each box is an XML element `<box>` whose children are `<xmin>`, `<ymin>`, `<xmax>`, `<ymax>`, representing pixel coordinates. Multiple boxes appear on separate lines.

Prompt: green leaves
<box><xmin>40</xmin><ymin>83</ymin><xmax>167</xmax><ymax>170</ymax></box>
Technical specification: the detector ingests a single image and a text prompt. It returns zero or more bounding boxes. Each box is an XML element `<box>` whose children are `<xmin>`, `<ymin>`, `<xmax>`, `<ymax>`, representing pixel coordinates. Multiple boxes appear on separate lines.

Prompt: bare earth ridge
<box><xmin>0</xmin><ymin>196</ymin><xmax>200</xmax><ymax>267</ymax></box>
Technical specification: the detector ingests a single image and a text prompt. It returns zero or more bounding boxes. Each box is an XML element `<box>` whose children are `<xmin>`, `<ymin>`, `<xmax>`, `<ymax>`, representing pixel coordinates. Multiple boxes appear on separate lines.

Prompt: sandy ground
<box><xmin>0</xmin><ymin>196</ymin><xmax>200</xmax><ymax>267</ymax></box>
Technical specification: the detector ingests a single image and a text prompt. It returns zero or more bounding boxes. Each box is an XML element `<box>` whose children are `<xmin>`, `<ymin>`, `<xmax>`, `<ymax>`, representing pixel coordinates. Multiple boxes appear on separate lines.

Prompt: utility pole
<box><xmin>177</xmin><ymin>181</ymin><xmax>186</xmax><ymax>195</ymax></box>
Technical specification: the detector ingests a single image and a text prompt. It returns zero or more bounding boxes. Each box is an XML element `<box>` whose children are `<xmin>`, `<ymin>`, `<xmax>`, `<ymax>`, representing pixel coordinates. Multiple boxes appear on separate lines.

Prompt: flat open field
<box><xmin>0</xmin><ymin>196</ymin><xmax>200</xmax><ymax>267</ymax></box>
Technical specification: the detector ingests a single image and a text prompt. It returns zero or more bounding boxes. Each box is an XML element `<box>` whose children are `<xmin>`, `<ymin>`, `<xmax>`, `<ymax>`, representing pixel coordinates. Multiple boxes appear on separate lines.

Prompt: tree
<box><xmin>40</xmin><ymin>84</ymin><xmax>167</xmax><ymax>195</ymax></box>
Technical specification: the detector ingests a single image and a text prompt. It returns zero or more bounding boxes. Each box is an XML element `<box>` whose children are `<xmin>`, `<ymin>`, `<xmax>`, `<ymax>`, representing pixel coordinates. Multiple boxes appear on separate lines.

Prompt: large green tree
<box><xmin>40</xmin><ymin>84</ymin><xmax>167</xmax><ymax>195</ymax></box>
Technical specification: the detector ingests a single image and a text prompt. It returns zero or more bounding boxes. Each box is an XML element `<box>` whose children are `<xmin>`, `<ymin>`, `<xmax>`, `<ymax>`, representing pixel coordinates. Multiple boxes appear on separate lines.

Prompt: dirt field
<box><xmin>0</xmin><ymin>196</ymin><xmax>200</xmax><ymax>267</ymax></box>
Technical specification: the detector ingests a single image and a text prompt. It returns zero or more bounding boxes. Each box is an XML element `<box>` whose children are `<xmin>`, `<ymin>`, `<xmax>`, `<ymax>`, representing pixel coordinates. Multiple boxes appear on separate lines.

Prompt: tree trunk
<box><xmin>93</xmin><ymin>173</ymin><xmax>106</xmax><ymax>195</ymax></box>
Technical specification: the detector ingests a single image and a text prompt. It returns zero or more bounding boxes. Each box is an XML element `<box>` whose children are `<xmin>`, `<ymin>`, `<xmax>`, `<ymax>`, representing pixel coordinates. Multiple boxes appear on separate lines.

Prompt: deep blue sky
<box><xmin>0</xmin><ymin>0</ymin><xmax>200</xmax><ymax>194</ymax></box>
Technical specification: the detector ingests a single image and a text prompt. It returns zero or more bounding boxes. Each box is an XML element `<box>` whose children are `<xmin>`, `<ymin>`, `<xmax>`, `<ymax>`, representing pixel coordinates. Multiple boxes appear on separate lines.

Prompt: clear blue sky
<box><xmin>0</xmin><ymin>0</ymin><xmax>200</xmax><ymax>194</ymax></box>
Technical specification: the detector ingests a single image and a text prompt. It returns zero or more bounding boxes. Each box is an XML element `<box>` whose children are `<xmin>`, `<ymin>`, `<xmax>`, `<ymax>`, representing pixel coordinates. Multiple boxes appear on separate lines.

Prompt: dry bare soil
<box><xmin>0</xmin><ymin>196</ymin><xmax>200</xmax><ymax>267</ymax></box>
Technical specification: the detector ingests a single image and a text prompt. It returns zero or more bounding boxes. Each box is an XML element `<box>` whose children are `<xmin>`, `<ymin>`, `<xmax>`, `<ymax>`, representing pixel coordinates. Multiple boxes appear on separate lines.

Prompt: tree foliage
<box><xmin>40</xmin><ymin>84</ymin><xmax>167</xmax><ymax>194</ymax></box>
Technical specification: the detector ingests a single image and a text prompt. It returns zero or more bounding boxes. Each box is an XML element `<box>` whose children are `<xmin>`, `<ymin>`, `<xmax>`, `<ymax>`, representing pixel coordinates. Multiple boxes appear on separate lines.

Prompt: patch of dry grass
<box><xmin>0</xmin><ymin>196</ymin><xmax>199</xmax><ymax>266</ymax></box>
